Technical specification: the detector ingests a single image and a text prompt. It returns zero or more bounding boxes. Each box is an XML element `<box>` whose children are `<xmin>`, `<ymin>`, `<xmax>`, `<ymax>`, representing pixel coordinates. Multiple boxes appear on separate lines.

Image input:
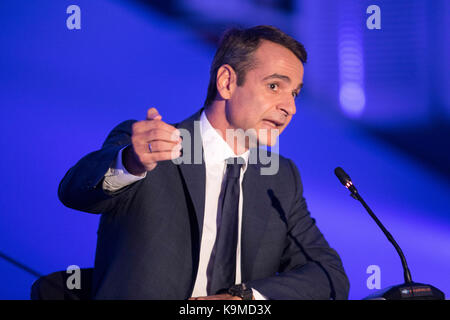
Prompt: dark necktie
<box><xmin>208</xmin><ymin>157</ymin><xmax>244</xmax><ymax>295</ymax></box>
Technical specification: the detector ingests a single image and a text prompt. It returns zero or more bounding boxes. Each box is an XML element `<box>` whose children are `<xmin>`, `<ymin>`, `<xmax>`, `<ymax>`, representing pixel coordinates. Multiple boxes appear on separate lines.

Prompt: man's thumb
<box><xmin>147</xmin><ymin>107</ymin><xmax>162</xmax><ymax>120</ymax></box>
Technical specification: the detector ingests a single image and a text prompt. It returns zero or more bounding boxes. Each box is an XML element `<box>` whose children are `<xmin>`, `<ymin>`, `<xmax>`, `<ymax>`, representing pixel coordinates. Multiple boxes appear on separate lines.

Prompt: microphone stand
<box><xmin>335</xmin><ymin>167</ymin><xmax>445</xmax><ymax>300</ymax></box>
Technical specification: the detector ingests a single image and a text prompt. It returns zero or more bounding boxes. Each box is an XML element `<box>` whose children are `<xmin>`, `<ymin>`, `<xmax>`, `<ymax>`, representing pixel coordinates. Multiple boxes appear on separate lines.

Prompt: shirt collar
<box><xmin>199</xmin><ymin>110</ymin><xmax>250</xmax><ymax>171</ymax></box>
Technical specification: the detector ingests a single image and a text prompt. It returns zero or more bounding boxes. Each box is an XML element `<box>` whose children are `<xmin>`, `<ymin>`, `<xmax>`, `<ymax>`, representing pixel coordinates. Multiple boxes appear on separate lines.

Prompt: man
<box><xmin>58</xmin><ymin>25</ymin><xmax>350</xmax><ymax>300</ymax></box>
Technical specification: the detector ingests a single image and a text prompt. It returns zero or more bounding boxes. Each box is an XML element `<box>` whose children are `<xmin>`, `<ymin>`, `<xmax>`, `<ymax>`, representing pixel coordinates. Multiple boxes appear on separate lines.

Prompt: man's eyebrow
<box><xmin>263</xmin><ymin>73</ymin><xmax>291</xmax><ymax>82</ymax></box>
<box><xmin>263</xmin><ymin>73</ymin><xmax>303</xmax><ymax>90</ymax></box>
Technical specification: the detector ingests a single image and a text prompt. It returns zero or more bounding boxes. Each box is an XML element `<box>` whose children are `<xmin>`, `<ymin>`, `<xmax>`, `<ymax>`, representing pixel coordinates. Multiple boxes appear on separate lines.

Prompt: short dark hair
<box><xmin>203</xmin><ymin>25</ymin><xmax>307</xmax><ymax>107</ymax></box>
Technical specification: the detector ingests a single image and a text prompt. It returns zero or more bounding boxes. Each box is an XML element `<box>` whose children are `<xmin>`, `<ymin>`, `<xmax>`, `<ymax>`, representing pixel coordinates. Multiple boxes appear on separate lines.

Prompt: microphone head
<box><xmin>334</xmin><ymin>167</ymin><xmax>352</xmax><ymax>187</ymax></box>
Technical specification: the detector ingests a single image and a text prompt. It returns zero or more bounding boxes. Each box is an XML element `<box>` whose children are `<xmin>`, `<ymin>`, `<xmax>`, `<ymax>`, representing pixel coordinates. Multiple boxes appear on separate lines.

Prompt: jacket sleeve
<box><xmin>246</xmin><ymin>159</ymin><xmax>350</xmax><ymax>300</ymax></box>
<box><xmin>58</xmin><ymin>120</ymin><xmax>141</xmax><ymax>214</ymax></box>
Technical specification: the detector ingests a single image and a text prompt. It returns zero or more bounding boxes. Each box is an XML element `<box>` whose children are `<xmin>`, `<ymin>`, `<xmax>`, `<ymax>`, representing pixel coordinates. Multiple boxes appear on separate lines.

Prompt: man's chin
<box><xmin>260</xmin><ymin>139</ymin><xmax>278</xmax><ymax>147</ymax></box>
<box><xmin>256</xmin><ymin>129</ymin><xmax>280</xmax><ymax>147</ymax></box>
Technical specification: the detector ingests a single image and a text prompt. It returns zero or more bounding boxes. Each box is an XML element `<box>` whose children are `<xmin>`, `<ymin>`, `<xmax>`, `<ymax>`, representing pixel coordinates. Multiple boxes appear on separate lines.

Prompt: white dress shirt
<box><xmin>103</xmin><ymin>111</ymin><xmax>266</xmax><ymax>299</ymax></box>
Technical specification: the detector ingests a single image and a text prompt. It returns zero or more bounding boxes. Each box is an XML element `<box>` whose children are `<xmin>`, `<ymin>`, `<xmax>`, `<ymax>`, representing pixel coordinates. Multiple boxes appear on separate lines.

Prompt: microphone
<box><xmin>334</xmin><ymin>167</ymin><xmax>358</xmax><ymax>197</ymax></box>
<box><xmin>334</xmin><ymin>167</ymin><xmax>445</xmax><ymax>300</ymax></box>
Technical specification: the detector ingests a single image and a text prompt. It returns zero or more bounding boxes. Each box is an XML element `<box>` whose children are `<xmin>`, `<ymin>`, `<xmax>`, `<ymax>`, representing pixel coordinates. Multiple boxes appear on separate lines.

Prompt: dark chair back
<box><xmin>30</xmin><ymin>268</ymin><xmax>93</xmax><ymax>300</ymax></box>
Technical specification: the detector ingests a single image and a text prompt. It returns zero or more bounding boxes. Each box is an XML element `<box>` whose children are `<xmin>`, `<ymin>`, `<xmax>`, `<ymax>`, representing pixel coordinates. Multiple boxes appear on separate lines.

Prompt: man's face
<box><xmin>225</xmin><ymin>40</ymin><xmax>304</xmax><ymax>147</ymax></box>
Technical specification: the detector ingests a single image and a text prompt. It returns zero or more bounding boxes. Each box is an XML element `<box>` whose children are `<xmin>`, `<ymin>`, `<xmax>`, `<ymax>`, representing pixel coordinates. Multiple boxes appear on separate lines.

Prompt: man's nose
<box><xmin>278</xmin><ymin>96</ymin><xmax>296</xmax><ymax>117</ymax></box>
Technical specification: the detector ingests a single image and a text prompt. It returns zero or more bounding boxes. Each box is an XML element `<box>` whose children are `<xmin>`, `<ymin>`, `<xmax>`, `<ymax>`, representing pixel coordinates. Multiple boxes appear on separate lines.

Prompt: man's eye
<box><xmin>268</xmin><ymin>83</ymin><xmax>279</xmax><ymax>91</ymax></box>
<box><xmin>292</xmin><ymin>91</ymin><xmax>298</xmax><ymax>98</ymax></box>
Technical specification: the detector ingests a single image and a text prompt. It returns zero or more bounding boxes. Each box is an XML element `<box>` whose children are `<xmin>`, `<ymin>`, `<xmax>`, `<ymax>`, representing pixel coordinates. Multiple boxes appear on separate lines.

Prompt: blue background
<box><xmin>0</xmin><ymin>0</ymin><xmax>449</xmax><ymax>299</ymax></box>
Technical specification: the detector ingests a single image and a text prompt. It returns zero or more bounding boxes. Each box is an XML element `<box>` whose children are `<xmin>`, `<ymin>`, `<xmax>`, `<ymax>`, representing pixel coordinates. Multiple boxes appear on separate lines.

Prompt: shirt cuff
<box><xmin>103</xmin><ymin>146</ymin><xmax>147</xmax><ymax>192</ymax></box>
<box><xmin>252</xmin><ymin>288</ymin><xmax>268</xmax><ymax>300</ymax></box>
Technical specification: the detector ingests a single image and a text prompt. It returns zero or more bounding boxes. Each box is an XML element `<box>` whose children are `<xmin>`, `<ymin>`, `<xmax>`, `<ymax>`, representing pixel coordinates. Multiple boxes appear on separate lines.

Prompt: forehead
<box><xmin>250</xmin><ymin>40</ymin><xmax>304</xmax><ymax>83</ymax></box>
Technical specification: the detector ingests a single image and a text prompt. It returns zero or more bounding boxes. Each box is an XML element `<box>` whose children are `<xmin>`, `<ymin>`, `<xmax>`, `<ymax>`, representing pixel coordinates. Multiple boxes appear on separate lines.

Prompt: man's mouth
<box><xmin>263</xmin><ymin>119</ymin><xmax>283</xmax><ymax>128</ymax></box>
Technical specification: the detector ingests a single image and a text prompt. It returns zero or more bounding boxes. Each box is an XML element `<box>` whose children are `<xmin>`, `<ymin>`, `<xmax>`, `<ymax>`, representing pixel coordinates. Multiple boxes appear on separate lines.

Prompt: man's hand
<box><xmin>189</xmin><ymin>294</ymin><xmax>242</xmax><ymax>300</ymax></box>
<box><xmin>123</xmin><ymin>107</ymin><xmax>182</xmax><ymax>176</ymax></box>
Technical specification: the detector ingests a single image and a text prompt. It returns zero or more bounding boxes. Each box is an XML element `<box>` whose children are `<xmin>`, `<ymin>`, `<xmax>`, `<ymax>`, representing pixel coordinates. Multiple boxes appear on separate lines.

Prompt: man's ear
<box><xmin>216</xmin><ymin>64</ymin><xmax>237</xmax><ymax>100</ymax></box>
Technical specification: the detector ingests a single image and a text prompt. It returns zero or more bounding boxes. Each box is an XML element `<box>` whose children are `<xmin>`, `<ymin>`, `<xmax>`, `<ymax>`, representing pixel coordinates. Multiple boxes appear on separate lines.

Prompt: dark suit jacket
<box><xmin>58</xmin><ymin>109</ymin><xmax>350</xmax><ymax>299</ymax></box>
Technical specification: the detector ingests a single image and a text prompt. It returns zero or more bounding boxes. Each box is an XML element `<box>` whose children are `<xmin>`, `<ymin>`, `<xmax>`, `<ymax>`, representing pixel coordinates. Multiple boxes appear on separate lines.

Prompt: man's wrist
<box><xmin>122</xmin><ymin>145</ymin><xmax>146</xmax><ymax>176</ymax></box>
<box><xmin>228</xmin><ymin>284</ymin><xmax>254</xmax><ymax>300</ymax></box>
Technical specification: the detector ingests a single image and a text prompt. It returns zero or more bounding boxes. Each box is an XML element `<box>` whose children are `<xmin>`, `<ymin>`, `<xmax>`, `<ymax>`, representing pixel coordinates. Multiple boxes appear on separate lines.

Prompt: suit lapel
<box><xmin>241</xmin><ymin>158</ymin><xmax>271</xmax><ymax>282</ymax></box>
<box><xmin>175</xmin><ymin>109</ymin><xmax>206</xmax><ymax>241</ymax></box>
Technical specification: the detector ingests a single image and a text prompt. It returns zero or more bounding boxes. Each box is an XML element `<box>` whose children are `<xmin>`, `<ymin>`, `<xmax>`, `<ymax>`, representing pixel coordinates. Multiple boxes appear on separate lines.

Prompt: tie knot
<box><xmin>225</xmin><ymin>157</ymin><xmax>244</xmax><ymax>179</ymax></box>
